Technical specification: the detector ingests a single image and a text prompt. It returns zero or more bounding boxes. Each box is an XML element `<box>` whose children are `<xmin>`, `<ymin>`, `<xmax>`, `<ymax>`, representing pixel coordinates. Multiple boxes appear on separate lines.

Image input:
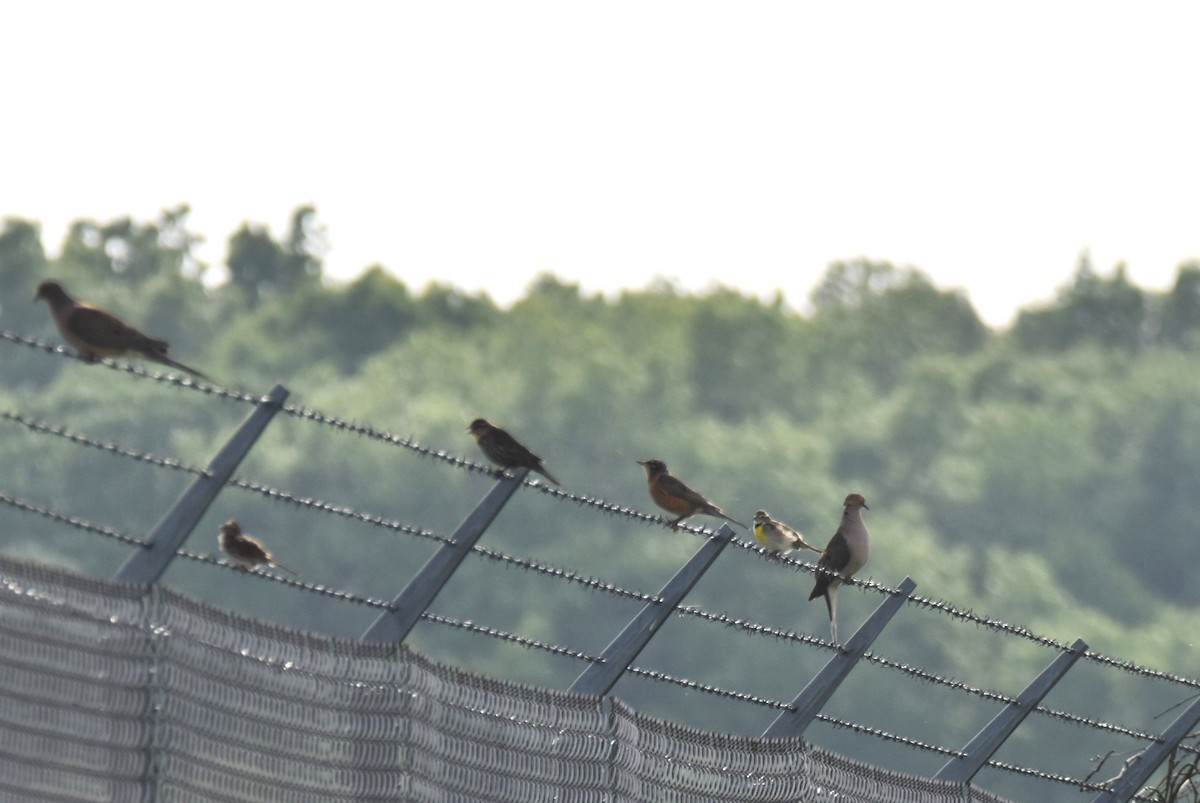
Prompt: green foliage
<box><xmin>6</xmin><ymin>209</ymin><xmax>1200</xmax><ymax>793</ymax></box>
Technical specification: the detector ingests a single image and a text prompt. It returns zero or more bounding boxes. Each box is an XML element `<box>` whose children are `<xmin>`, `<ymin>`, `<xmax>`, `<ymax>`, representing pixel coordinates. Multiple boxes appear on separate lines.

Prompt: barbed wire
<box><xmin>0</xmin><ymin>329</ymin><xmax>1189</xmax><ymax>799</ymax></box>
<box><xmin>0</xmin><ymin>403</ymin><xmax>1191</xmax><ymax>757</ymax></box>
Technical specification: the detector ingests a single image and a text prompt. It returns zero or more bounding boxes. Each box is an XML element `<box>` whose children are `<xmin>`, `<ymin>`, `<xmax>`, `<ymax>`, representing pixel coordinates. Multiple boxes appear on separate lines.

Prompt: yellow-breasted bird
<box><xmin>808</xmin><ymin>493</ymin><xmax>870</xmax><ymax>644</ymax></box>
<box><xmin>219</xmin><ymin>519</ymin><xmax>297</xmax><ymax>577</ymax></box>
<box><xmin>752</xmin><ymin>509</ymin><xmax>821</xmax><ymax>558</ymax></box>
<box><xmin>468</xmin><ymin>418</ymin><xmax>560</xmax><ymax>485</ymax></box>
<box><xmin>637</xmin><ymin>459</ymin><xmax>747</xmax><ymax>529</ymax></box>
<box><xmin>35</xmin><ymin>280</ymin><xmax>210</xmax><ymax>380</ymax></box>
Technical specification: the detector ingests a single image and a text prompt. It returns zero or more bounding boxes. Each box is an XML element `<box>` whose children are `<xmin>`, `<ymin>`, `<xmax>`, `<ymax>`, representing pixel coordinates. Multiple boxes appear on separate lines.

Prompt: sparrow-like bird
<box><xmin>752</xmin><ymin>509</ymin><xmax>821</xmax><ymax>558</ymax></box>
<box><xmin>468</xmin><ymin>418</ymin><xmax>560</xmax><ymax>485</ymax></box>
<box><xmin>35</xmin><ymin>279</ymin><xmax>210</xmax><ymax>380</ymax></box>
<box><xmin>637</xmin><ymin>459</ymin><xmax>747</xmax><ymax>529</ymax></box>
<box><xmin>218</xmin><ymin>519</ymin><xmax>297</xmax><ymax>577</ymax></box>
<box><xmin>808</xmin><ymin>493</ymin><xmax>870</xmax><ymax>644</ymax></box>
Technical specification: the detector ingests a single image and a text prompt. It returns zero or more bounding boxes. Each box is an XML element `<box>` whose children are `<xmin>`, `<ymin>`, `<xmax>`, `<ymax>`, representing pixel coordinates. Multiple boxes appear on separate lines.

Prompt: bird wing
<box><xmin>781</xmin><ymin>521</ymin><xmax>822</xmax><ymax>553</ymax></box>
<box><xmin>65</xmin><ymin>305</ymin><xmax>147</xmax><ymax>353</ymax></box>
<box><xmin>808</xmin><ymin>533</ymin><xmax>850</xmax><ymax>601</ymax></box>
<box><xmin>656</xmin><ymin>473</ymin><xmax>712</xmax><ymax>508</ymax></box>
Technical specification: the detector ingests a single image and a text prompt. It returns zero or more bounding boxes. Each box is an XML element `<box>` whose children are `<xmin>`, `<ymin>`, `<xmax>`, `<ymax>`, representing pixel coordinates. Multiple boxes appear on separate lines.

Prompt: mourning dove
<box><xmin>35</xmin><ymin>280</ymin><xmax>210</xmax><ymax>380</ymax></box>
<box><xmin>808</xmin><ymin>493</ymin><xmax>870</xmax><ymax>644</ymax></box>
<box><xmin>753</xmin><ymin>509</ymin><xmax>822</xmax><ymax>558</ymax></box>
<box><xmin>469</xmin><ymin>418</ymin><xmax>560</xmax><ymax>485</ymax></box>
<box><xmin>637</xmin><ymin>459</ymin><xmax>747</xmax><ymax>529</ymax></box>
<box><xmin>218</xmin><ymin>519</ymin><xmax>297</xmax><ymax>576</ymax></box>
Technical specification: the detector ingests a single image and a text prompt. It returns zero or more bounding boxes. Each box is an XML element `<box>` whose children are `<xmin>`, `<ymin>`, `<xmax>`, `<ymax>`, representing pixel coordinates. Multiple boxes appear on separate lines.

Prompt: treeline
<box><xmin>3</xmin><ymin>206</ymin><xmax>1200</xmax><ymax>774</ymax></box>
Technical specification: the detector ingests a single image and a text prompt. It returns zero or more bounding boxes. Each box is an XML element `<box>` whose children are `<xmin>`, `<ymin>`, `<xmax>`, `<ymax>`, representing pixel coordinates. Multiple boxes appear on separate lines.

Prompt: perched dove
<box><xmin>469</xmin><ymin>418</ymin><xmax>560</xmax><ymax>485</ymax></box>
<box><xmin>35</xmin><ymin>280</ymin><xmax>210</xmax><ymax>380</ymax></box>
<box><xmin>218</xmin><ymin>519</ymin><xmax>297</xmax><ymax>577</ymax></box>
<box><xmin>808</xmin><ymin>493</ymin><xmax>870</xmax><ymax>644</ymax></box>
<box><xmin>637</xmin><ymin>459</ymin><xmax>747</xmax><ymax>529</ymax></box>
<box><xmin>753</xmin><ymin>509</ymin><xmax>822</xmax><ymax>558</ymax></box>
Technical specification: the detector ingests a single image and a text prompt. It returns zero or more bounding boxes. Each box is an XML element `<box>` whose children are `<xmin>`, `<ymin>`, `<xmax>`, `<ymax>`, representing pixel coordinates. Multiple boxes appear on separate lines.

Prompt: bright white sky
<box><xmin>3</xmin><ymin>2</ymin><xmax>1198</xmax><ymax>326</ymax></box>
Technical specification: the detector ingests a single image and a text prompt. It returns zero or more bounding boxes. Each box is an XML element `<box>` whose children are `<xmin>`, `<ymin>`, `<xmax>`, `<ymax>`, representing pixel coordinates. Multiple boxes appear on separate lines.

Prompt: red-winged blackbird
<box><xmin>219</xmin><ymin>519</ymin><xmax>297</xmax><ymax>577</ymax></box>
<box><xmin>468</xmin><ymin>418</ymin><xmax>560</xmax><ymax>485</ymax></box>
<box><xmin>808</xmin><ymin>493</ymin><xmax>870</xmax><ymax>643</ymax></box>
<box><xmin>637</xmin><ymin>459</ymin><xmax>746</xmax><ymax>529</ymax></box>
<box><xmin>35</xmin><ymin>280</ymin><xmax>210</xmax><ymax>380</ymax></box>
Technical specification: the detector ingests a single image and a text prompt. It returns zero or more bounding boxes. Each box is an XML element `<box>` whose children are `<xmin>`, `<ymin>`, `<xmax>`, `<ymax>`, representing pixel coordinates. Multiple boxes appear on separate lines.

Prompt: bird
<box><xmin>752</xmin><ymin>509</ymin><xmax>822</xmax><ymax>558</ymax></box>
<box><xmin>637</xmin><ymin>459</ymin><xmax>747</xmax><ymax>529</ymax></box>
<box><xmin>218</xmin><ymin>519</ymin><xmax>297</xmax><ymax>577</ymax></box>
<box><xmin>34</xmin><ymin>279</ymin><xmax>210</xmax><ymax>380</ymax></box>
<box><xmin>808</xmin><ymin>493</ymin><xmax>870</xmax><ymax>644</ymax></box>
<box><xmin>468</xmin><ymin>418</ymin><xmax>560</xmax><ymax>485</ymax></box>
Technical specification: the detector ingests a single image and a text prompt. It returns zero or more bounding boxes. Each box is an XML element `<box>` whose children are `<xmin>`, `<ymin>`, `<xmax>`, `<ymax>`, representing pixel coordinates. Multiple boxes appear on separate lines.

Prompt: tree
<box><xmin>1157</xmin><ymin>262</ymin><xmax>1200</xmax><ymax>348</ymax></box>
<box><xmin>226</xmin><ymin>206</ymin><xmax>325</xmax><ymax>307</ymax></box>
<box><xmin>806</xmin><ymin>260</ymin><xmax>988</xmax><ymax>390</ymax></box>
<box><xmin>1013</xmin><ymin>253</ymin><xmax>1147</xmax><ymax>352</ymax></box>
<box><xmin>0</xmin><ymin>218</ymin><xmax>47</xmax><ymax>331</ymax></box>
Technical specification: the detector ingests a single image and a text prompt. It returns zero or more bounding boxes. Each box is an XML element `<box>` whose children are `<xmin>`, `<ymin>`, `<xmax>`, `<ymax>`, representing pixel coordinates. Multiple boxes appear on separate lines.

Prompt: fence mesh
<box><xmin>0</xmin><ymin>553</ymin><xmax>1014</xmax><ymax>803</ymax></box>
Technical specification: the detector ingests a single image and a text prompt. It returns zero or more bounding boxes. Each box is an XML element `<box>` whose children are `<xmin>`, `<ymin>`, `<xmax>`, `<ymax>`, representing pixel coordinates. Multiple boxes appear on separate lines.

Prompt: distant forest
<box><xmin>3</xmin><ymin>205</ymin><xmax>1200</xmax><ymax>795</ymax></box>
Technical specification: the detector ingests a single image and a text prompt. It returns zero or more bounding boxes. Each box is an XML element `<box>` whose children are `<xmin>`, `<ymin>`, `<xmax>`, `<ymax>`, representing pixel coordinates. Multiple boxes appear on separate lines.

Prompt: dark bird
<box><xmin>637</xmin><ymin>459</ymin><xmax>747</xmax><ymax>529</ymax></box>
<box><xmin>218</xmin><ymin>519</ymin><xmax>297</xmax><ymax>577</ymax></box>
<box><xmin>35</xmin><ymin>279</ymin><xmax>210</xmax><ymax>380</ymax></box>
<box><xmin>468</xmin><ymin>418</ymin><xmax>560</xmax><ymax>485</ymax></box>
<box><xmin>808</xmin><ymin>493</ymin><xmax>871</xmax><ymax>644</ymax></box>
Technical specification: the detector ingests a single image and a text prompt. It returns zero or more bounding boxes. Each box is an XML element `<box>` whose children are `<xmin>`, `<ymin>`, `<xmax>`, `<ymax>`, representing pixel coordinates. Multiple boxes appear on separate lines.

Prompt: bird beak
<box><xmin>636</xmin><ymin>460</ymin><xmax>647</xmax><ymax>466</ymax></box>
<box><xmin>864</xmin><ymin>503</ymin><xmax>870</xmax><ymax>510</ymax></box>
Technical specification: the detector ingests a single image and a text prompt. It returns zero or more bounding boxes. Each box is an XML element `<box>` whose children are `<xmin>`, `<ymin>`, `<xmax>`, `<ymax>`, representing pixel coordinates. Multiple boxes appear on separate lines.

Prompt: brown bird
<box><xmin>808</xmin><ymin>493</ymin><xmax>871</xmax><ymax>643</ymax></box>
<box><xmin>637</xmin><ymin>459</ymin><xmax>747</xmax><ymax>529</ymax></box>
<box><xmin>35</xmin><ymin>279</ymin><xmax>210</xmax><ymax>380</ymax></box>
<box><xmin>468</xmin><ymin>418</ymin><xmax>560</xmax><ymax>485</ymax></box>
<box><xmin>218</xmin><ymin>519</ymin><xmax>297</xmax><ymax>577</ymax></box>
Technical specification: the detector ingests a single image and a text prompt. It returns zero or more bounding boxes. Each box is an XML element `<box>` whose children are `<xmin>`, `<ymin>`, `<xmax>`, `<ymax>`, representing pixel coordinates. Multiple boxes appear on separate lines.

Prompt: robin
<box><xmin>35</xmin><ymin>280</ymin><xmax>210</xmax><ymax>380</ymax></box>
<box><xmin>808</xmin><ymin>493</ymin><xmax>870</xmax><ymax>643</ymax></box>
<box><xmin>637</xmin><ymin>459</ymin><xmax>747</xmax><ymax>529</ymax></box>
<box><xmin>468</xmin><ymin>418</ymin><xmax>560</xmax><ymax>485</ymax></box>
<box><xmin>752</xmin><ymin>509</ymin><xmax>821</xmax><ymax>558</ymax></box>
<box><xmin>219</xmin><ymin>519</ymin><xmax>297</xmax><ymax>577</ymax></box>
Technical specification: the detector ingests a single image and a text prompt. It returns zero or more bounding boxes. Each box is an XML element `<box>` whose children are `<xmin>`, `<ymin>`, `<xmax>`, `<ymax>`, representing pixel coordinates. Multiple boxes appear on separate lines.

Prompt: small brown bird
<box><xmin>218</xmin><ymin>519</ymin><xmax>297</xmax><ymax>577</ymax></box>
<box><xmin>35</xmin><ymin>279</ymin><xmax>210</xmax><ymax>380</ymax></box>
<box><xmin>753</xmin><ymin>509</ymin><xmax>822</xmax><ymax>558</ymax></box>
<box><xmin>637</xmin><ymin>459</ymin><xmax>747</xmax><ymax>529</ymax></box>
<box><xmin>468</xmin><ymin>418</ymin><xmax>560</xmax><ymax>485</ymax></box>
<box><xmin>808</xmin><ymin>493</ymin><xmax>871</xmax><ymax>643</ymax></box>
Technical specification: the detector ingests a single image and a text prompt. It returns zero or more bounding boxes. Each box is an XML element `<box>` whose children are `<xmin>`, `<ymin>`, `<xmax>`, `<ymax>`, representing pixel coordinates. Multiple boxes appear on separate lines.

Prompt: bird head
<box><xmin>843</xmin><ymin>493</ymin><xmax>869</xmax><ymax>511</ymax></box>
<box><xmin>219</xmin><ymin>519</ymin><xmax>243</xmax><ymax>539</ymax></box>
<box><xmin>35</xmin><ymin>280</ymin><xmax>68</xmax><ymax>304</ymax></box>
<box><xmin>468</xmin><ymin>418</ymin><xmax>494</xmax><ymax>439</ymax></box>
<box><xmin>753</xmin><ymin>509</ymin><xmax>770</xmax><ymax>525</ymax></box>
<box><xmin>637</xmin><ymin>459</ymin><xmax>667</xmax><ymax>476</ymax></box>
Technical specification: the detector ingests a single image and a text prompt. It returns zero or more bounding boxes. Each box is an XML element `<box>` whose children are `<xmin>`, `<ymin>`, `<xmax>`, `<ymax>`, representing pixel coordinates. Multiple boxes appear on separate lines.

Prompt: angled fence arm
<box><xmin>1089</xmin><ymin>695</ymin><xmax>1200</xmax><ymax>803</ymax></box>
<box><xmin>568</xmin><ymin>524</ymin><xmax>736</xmax><ymax>696</ymax></box>
<box><xmin>114</xmin><ymin>384</ymin><xmax>290</xmax><ymax>584</ymax></box>
<box><xmin>761</xmin><ymin>576</ymin><xmax>917</xmax><ymax>739</ymax></box>
<box><xmin>360</xmin><ymin>468</ymin><xmax>527</xmax><ymax>644</ymax></box>
<box><xmin>935</xmin><ymin>637</ymin><xmax>1088</xmax><ymax>784</ymax></box>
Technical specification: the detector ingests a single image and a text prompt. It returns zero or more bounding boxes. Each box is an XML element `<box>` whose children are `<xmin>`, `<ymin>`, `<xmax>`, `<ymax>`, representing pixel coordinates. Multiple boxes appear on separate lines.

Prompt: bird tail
<box><xmin>712</xmin><ymin>507</ymin><xmax>747</xmax><ymax>529</ymax></box>
<box><xmin>151</xmin><ymin>352</ymin><xmax>212</xmax><ymax>382</ymax></box>
<box><xmin>535</xmin><ymin>465</ymin><xmax>561</xmax><ymax>486</ymax></box>
<box><xmin>269</xmin><ymin>561</ymin><xmax>299</xmax><ymax>578</ymax></box>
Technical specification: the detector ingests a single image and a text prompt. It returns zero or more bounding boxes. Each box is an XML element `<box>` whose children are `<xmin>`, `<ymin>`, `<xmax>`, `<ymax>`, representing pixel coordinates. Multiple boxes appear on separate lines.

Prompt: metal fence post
<box><xmin>360</xmin><ymin>468</ymin><xmax>528</xmax><ymax>643</ymax></box>
<box><xmin>761</xmin><ymin>576</ymin><xmax>917</xmax><ymax>739</ymax></box>
<box><xmin>1090</xmin><ymin>695</ymin><xmax>1200</xmax><ymax>803</ymax></box>
<box><xmin>114</xmin><ymin>384</ymin><xmax>289</xmax><ymax>585</ymax></box>
<box><xmin>935</xmin><ymin>637</ymin><xmax>1088</xmax><ymax>784</ymax></box>
<box><xmin>568</xmin><ymin>524</ymin><xmax>736</xmax><ymax>696</ymax></box>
